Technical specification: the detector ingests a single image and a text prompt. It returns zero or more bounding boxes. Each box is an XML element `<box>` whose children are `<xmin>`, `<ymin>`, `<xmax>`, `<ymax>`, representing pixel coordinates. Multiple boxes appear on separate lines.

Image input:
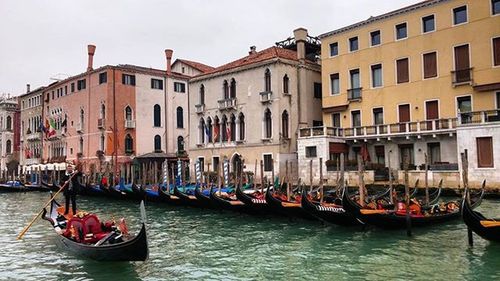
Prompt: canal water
<box><xmin>1</xmin><ymin>192</ymin><xmax>498</xmax><ymax>281</ymax></box>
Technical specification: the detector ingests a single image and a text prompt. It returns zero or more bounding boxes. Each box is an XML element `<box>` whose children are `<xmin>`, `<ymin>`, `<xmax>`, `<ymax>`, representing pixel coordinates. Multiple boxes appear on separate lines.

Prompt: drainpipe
<box><xmin>113</xmin><ymin>68</ymin><xmax>118</xmax><ymax>184</ymax></box>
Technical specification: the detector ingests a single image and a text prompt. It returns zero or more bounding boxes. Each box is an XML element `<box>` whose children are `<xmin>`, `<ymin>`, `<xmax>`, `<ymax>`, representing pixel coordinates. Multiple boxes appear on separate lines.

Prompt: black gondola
<box><xmin>265</xmin><ymin>186</ymin><xmax>316</xmax><ymax>220</ymax></box>
<box><xmin>301</xmin><ymin>189</ymin><xmax>362</xmax><ymax>226</ymax></box>
<box><xmin>461</xmin><ymin>186</ymin><xmax>500</xmax><ymax>242</ymax></box>
<box><xmin>342</xmin><ymin>183</ymin><xmax>485</xmax><ymax>229</ymax></box>
<box><xmin>173</xmin><ymin>185</ymin><xmax>202</xmax><ymax>207</ymax></box>
<box><xmin>158</xmin><ymin>186</ymin><xmax>183</xmax><ymax>205</ymax></box>
<box><xmin>235</xmin><ymin>184</ymin><xmax>270</xmax><ymax>213</ymax></box>
<box><xmin>194</xmin><ymin>185</ymin><xmax>215</xmax><ymax>209</ymax></box>
<box><xmin>42</xmin><ymin>199</ymin><xmax>148</xmax><ymax>261</ymax></box>
<box><xmin>0</xmin><ymin>181</ymin><xmax>30</xmax><ymax>193</ymax></box>
<box><xmin>24</xmin><ymin>183</ymin><xmax>51</xmax><ymax>192</ymax></box>
<box><xmin>209</xmin><ymin>185</ymin><xmax>248</xmax><ymax>212</ymax></box>
<box><xmin>41</xmin><ymin>180</ymin><xmax>60</xmax><ymax>192</ymax></box>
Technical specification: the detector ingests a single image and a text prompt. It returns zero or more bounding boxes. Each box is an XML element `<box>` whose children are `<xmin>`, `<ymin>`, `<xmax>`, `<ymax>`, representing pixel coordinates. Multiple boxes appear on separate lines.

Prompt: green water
<box><xmin>1</xmin><ymin>192</ymin><xmax>499</xmax><ymax>281</ymax></box>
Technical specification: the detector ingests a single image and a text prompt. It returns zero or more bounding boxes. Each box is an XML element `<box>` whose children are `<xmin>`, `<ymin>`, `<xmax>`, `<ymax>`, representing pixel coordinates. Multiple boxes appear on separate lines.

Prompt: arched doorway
<box><xmin>231</xmin><ymin>153</ymin><xmax>242</xmax><ymax>177</ymax></box>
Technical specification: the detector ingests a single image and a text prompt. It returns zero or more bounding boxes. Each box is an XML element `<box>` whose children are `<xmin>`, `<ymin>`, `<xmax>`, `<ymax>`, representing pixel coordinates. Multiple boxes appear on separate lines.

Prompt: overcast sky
<box><xmin>0</xmin><ymin>0</ymin><xmax>420</xmax><ymax>95</ymax></box>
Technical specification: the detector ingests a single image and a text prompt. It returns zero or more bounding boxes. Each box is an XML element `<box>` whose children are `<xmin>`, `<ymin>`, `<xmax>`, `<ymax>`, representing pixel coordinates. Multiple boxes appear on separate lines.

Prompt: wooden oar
<box><xmin>17</xmin><ymin>172</ymin><xmax>78</xmax><ymax>240</ymax></box>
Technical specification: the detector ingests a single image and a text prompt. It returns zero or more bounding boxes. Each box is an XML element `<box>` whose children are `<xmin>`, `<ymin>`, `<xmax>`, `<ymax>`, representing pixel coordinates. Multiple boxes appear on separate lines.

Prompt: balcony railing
<box><xmin>98</xmin><ymin>118</ymin><xmax>105</xmax><ymax>129</ymax></box>
<box><xmin>195</xmin><ymin>104</ymin><xmax>205</xmax><ymax>114</ymax></box>
<box><xmin>347</xmin><ymin>87</ymin><xmax>362</xmax><ymax>101</ymax></box>
<box><xmin>458</xmin><ymin>110</ymin><xmax>500</xmax><ymax>126</ymax></box>
<box><xmin>76</xmin><ymin>123</ymin><xmax>84</xmax><ymax>133</ymax></box>
<box><xmin>451</xmin><ymin>68</ymin><xmax>473</xmax><ymax>86</ymax></box>
<box><xmin>26</xmin><ymin>132</ymin><xmax>41</xmax><ymax>141</ymax></box>
<box><xmin>260</xmin><ymin>91</ymin><xmax>273</xmax><ymax>103</ymax></box>
<box><xmin>125</xmin><ymin>120</ymin><xmax>136</xmax><ymax>129</ymax></box>
<box><xmin>218</xmin><ymin>98</ymin><xmax>237</xmax><ymax>110</ymax></box>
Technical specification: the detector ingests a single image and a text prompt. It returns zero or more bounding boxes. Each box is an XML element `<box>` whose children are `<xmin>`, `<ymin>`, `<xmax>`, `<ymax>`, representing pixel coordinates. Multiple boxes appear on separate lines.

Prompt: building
<box><xmin>0</xmin><ymin>94</ymin><xmax>20</xmax><ymax>179</ymax></box>
<box><xmin>21</xmin><ymin>45</ymin><xmax>212</xmax><ymax>181</ymax></box>
<box><xmin>188</xmin><ymin>28</ymin><xmax>322</xmax><ymax>179</ymax></box>
<box><xmin>298</xmin><ymin>0</ymin><xmax>500</xmax><ymax>189</ymax></box>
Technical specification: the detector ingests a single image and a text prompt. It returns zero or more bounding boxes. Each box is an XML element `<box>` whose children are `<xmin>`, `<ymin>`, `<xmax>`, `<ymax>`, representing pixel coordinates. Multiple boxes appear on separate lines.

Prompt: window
<box><xmin>349</xmin><ymin>36</ymin><xmax>358</xmax><ymax>52</ymax></box>
<box><xmin>263</xmin><ymin>154</ymin><xmax>273</xmax><ymax>172</ymax></box>
<box><xmin>370</xmin><ymin>30</ymin><xmax>381</xmax><ymax>46</ymax></box>
<box><xmin>122</xmin><ymin>74</ymin><xmax>136</xmax><ymax>86</ymax></box>
<box><xmin>230</xmin><ymin>78</ymin><xmax>236</xmax><ymax>98</ymax></box>
<box><xmin>100</xmin><ymin>134</ymin><xmax>105</xmax><ymax>151</ymax></box>
<box><xmin>153</xmin><ymin>104</ymin><xmax>161</xmax><ymax>127</ymax></box>
<box><xmin>332</xmin><ymin>113</ymin><xmax>341</xmax><ymax>127</ymax></box>
<box><xmin>493</xmin><ymin>0</ymin><xmax>500</xmax><ymax>15</ymax></box>
<box><xmin>427</xmin><ymin>142</ymin><xmax>441</xmax><ymax>164</ymax></box>
<box><xmin>422</xmin><ymin>15</ymin><xmax>435</xmax><ymax>33</ymax></box>
<box><xmin>125</xmin><ymin>134</ymin><xmax>133</xmax><ymax>153</ymax></box>
<box><xmin>453</xmin><ymin>44</ymin><xmax>471</xmax><ymax>83</ymax></box>
<box><xmin>305</xmin><ymin>146</ymin><xmax>317</xmax><ymax>158</ymax></box>
<box><xmin>375</xmin><ymin>145</ymin><xmax>385</xmax><ymax>165</ymax></box>
<box><xmin>423</xmin><ymin>52</ymin><xmax>438</xmax><ymax>79</ymax></box>
<box><xmin>176</xmin><ymin>107</ymin><xmax>184</xmax><ymax>128</ymax></box>
<box><xmin>371</xmin><ymin>64</ymin><xmax>382</xmax><ymax>87</ymax></box>
<box><xmin>351</xmin><ymin>110</ymin><xmax>361</xmax><ymax>127</ymax></box>
<box><xmin>6</xmin><ymin>140</ymin><xmax>11</xmax><ymax>154</ymax></box>
<box><xmin>399</xmin><ymin>144</ymin><xmax>415</xmax><ymax>167</ymax></box>
<box><xmin>493</xmin><ymin>37</ymin><xmax>500</xmax><ymax>66</ymax></box>
<box><xmin>213</xmin><ymin>156</ymin><xmax>220</xmax><ymax>173</ymax></box>
<box><xmin>77</xmin><ymin>79</ymin><xmax>86</xmax><ymax>90</ymax></box>
<box><xmin>71</xmin><ymin>83</ymin><xmax>75</xmax><ymax>92</ymax></box>
<box><xmin>281</xmin><ymin>110</ymin><xmax>289</xmax><ymax>139</ymax></box>
<box><xmin>497</xmin><ymin>92</ymin><xmax>500</xmax><ymax>109</ymax></box>
<box><xmin>330</xmin><ymin>73</ymin><xmax>340</xmax><ymax>95</ymax></box>
<box><xmin>154</xmin><ymin>135</ymin><xmax>162</xmax><ymax>152</ymax></box>
<box><xmin>457</xmin><ymin>96</ymin><xmax>472</xmax><ymax>123</ymax></box>
<box><xmin>349</xmin><ymin>69</ymin><xmax>360</xmax><ymax>91</ymax></box>
<box><xmin>239</xmin><ymin>113</ymin><xmax>245</xmax><ymax>141</ymax></box>
<box><xmin>283</xmin><ymin>75</ymin><xmax>289</xmax><ymax>94</ymax></box>
<box><xmin>230</xmin><ymin>114</ymin><xmax>236</xmax><ymax>141</ymax></box>
<box><xmin>264</xmin><ymin>69</ymin><xmax>271</xmax><ymax>92</ymax></box>
<box><xmin>6</xmin><ymin>116</ymin><xmax>12</xmax><ymax>130</ymax></box>
<box><xmin>396</xmin><ymin>23</ymin><xmax>407</xmax><ymax>40</ymax></box>
<box><xmin>151</xmin><ymin>78</ymin><xmax>163</xmax><ymax>90</ymax></box>
<box><xmin>100</xmin><ymin>104</ymin><xmax>106</xmax><ymax>119</ymax></box>
<box><xmin>453</xmin><ymin>6</ymin><xmax>467</xmax><ymax>25</ymax></box>
<box><xmin>263</xmin><ymin>108</ymin><xmax>272</xmax><ymax>139</ymax></box>
<box><xmin>199</xmin><ymin>84</ymin><xmax>205</xmax><ymax>104</ymax></box>
<box><xmin>124</xmin><ymin>106</ymin><xmax>132</xmax><ymax>122</ymax></box>
<box><xmin>177</xmin><ymin>136</ymin><xmax>185</xmax><ymax>152</ymax></box>
<box><xmin>199</xmin><ymin>118</ymin><xmax>206</xmax><ymax>144</ymax></box>
<box><xmin>313</xmin><ymin>120</ymin><xmax>323</xmax><ymax>127</ymax></box>
<box><xmin>477</xmin><ymin>137</ymin><xmax>494</xmax><ymax>168</ymax></box>
<box><xmin>99</xmin><ymin>72</ymin><xmax>107</xmax><ymax>84</ymax></box>
<box><xmin>222</xmin><ymin>80</ymin><xmax>229</xmax><ymax>99</ymax></box>
<box><xmin>174</xmin><ymin>82</ymin><xmax>186</xmax><ymax>93</ymax></box>
<box><xmin>396</xmin><ymin>58</ymin><xmax>409</xmax><ymax>83</ymax></box>
<box><xmin>64</xmin><ymin>86</ymin><xmax>67</xmax><ymax>95</ymax></box>
<box><xmin>330</xmin><ymin>42</ymin><xmax>338</xmax><ymax>56</ymax></box>
<box><xmin>373</xmin><ymin>108</ymin><xmax>384</xmax><ymax>125</ymax></box>
<box><xmin>79</xmin><ymin>137</ymin><xmax>84</xmax><ymax>154</ymax></box>
<box><xmin>314</xmin><ymin>82</ymin><xmax>322</xmax><ymax>98</ymax></box>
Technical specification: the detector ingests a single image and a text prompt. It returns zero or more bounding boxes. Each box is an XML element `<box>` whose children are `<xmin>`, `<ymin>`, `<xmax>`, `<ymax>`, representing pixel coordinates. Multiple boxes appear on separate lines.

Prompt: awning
<box><xmin>473</xmin><ymin>82</ymin><xmax>500</xmax><ymax>92</ymax></box>
<box><xmin>323</xmin><ymin>104</ymin><xmax>349</xmax><ymax>113</ymax></box>
<box><xmin>329</xmin><ymin>142</ymin><xmax>348</xmax><ymax>153</ymax></box>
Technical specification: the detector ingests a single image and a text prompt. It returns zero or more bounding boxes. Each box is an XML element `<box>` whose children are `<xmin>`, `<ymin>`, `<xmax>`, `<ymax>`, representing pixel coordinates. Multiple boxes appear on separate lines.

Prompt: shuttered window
<box><xmin>396</xmin><ymin>58</ymin><xmax>409</xmax><ymax>83</ymax></box>
<box><xmin>493</xmin><ymin>37</ymin><xmax>500</xmax><ymax>66</ymax></box>
<box><xmin>423</xmin><ymin>52</ymin><xmax>437</xmax><ymax>78</ymax></box>
<box><xmin>477</xmin><ymin>137</ymin><xmax>494</xmax><ymax>168</ymax></box>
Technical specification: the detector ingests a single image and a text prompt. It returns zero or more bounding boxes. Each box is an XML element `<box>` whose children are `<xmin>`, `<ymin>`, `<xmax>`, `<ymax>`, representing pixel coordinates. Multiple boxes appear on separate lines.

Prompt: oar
<box><xmin>17</xmin><ymin>171</ymin><xmax>78</xmax><ymax>240</ymax></box>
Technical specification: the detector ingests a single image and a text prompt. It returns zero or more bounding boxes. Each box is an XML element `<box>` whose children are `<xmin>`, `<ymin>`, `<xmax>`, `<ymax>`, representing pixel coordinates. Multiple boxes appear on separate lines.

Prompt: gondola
<box><xmin>41</xmin><ymin>180</ymin><xmax>61</xmax><ymax>192</ymax></box>
<box><xmin>265</xmin><ymin>185</ymin><xmax>316</xmax><ymax>220</ymax></box>
<box><xmin>158</xmin><ymin>186</ymin><xmax>183</xmax><ymax>205</ymax></box>
<box><xmin>342</xmin><ymin>182</ymin><xmax>485</xmax><ymax>229</ymax></box>
<box><xmin>24</xmin><ymin>182</ymin><xmax>51</xmax><ymax>192</ymax></box>
<box><xmin>301</xmin><ymin>189</ymin><xmax>362</xmax><ymax>226</ymax></box>
<box><xmin>173</xmin><ymin>185</ymin><xmax>202</xmax><ymax>207</ymax></box>
<box><xmin>461</xmin><ymin>186</ymin><xmax>500</xmax><ymax>242</ymax></box>
<box><xmin>235</xmin><ymin>184</ymin><xmax>270</xmax><ymax>213</ymax></box>
<box><xmin>0</xmin><ymin>181</ymin><xmax>31</xmax><ymax>193</ymax></box>
<box><xmin>79</xmin><ymin>184</ymin><xmax>108</xmax><ymax>197</ymax></box>
<box><xmin>209</xmin><ymin>185</ymin><xmax>249</xmax><ymax>213</ymax></box>
<box><xmin>42</xmin><ymin>198</ymin><xmax>148</xmax><ymax>261</ymax></box>
<box><xmin>194</xmin><ymin>185</ymin><xmax>215</xmax><ymax>209</ymax></box>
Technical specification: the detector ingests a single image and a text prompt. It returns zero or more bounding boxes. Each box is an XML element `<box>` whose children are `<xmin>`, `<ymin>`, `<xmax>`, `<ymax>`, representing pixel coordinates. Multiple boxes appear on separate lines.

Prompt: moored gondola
<box><xmin>265</xmin><ymin>185</ymin><xmax>316</xmax><ymax>220</ymax></box>
<box><xmin>301</xmin><ymin>189</ymin><xmax>362</xmax><ymax>226</ymax></box>
<box><xmin>41</xmin><ymin>180</ymin><xmax>60</xmax><ymax>192</ymax></box>
<box><xmin>158</xmin><ymin>186</ymin><xmax>183</xmax><ymax>205</ymax></box>
<box><xmin>461</xmin><ymin>186</ymin><xmax>500</xmax><ymax>242</ymax></box>
<box><xmin>235</xmin><ymin>184</ymin><xmax>270</xmax><ymax>213</ymax></box>
<box><xmin>194</xmin><ymin>185</ymin><xmax>215</xmax><ymax>209</ymax></box>
<box><xmin>42</xmin><ymin>199</ymin><xmax>148</xmax><ymax>261</ymax></box>
<box><xmin>0</xmin><ymin>181</ymin><xmax>31</xmax><ymax>193</ymax></box>
<box><xmin>173</xmin><ymin>185</ymin><xmax>202</xmax><ymax>207</ymax></box>
<box><xmin>209</xmin><ymin>185</ymin><xmax>248</xmax><ymax>212</ymax></box>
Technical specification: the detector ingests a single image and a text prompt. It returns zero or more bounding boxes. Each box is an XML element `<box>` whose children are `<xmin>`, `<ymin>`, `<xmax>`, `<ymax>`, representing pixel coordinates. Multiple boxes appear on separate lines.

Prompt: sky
<box><xmin>0</xmin><ymin>0</ymin><xmax>420</xmax><ymax>95</ymax></box>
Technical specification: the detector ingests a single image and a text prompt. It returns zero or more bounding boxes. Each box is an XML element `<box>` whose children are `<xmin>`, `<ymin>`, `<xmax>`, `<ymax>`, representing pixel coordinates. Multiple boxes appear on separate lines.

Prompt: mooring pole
<box><xmin>309</xmin><ymin>159</ymin><xmax>313</xmax><ymax>193</ymax></box>
<box><xmin>425</xmin><ymin>153</ymin><xmax>429</xmax><ymax>206</ymax></box>
<box><xmin>462</xmin><ymin>150</ymin><xmax>473</xmax><ymax>246</ymax></box>
<box><xmin>319</xmin><ymin>157</ymin><xmax>324</xmax><ymax>204</ymax></box>
<box><xmin>404</xmin><ymin>156</ymin><xmax>412</xmax><ymax>237</ymax></box>
<box><xmin>260</xmin><ymin>160</ymin><xmax>264</xmax><ymax>194</ymax></box>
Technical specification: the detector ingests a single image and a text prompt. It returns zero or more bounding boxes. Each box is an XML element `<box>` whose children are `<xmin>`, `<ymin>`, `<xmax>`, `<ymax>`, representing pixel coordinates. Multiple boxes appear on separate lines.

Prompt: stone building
<box><xmin>0</xmin><ymin>94</ymin><xmax>19</xmax><ymax>179</ymax></box>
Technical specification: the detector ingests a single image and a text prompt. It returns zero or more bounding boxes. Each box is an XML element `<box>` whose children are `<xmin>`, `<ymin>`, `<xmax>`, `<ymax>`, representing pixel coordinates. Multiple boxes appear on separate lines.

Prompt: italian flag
<box><xmin>48</xmin><ymin>118</ymin><xmax>56</xmax><ymax>137</ymax></box>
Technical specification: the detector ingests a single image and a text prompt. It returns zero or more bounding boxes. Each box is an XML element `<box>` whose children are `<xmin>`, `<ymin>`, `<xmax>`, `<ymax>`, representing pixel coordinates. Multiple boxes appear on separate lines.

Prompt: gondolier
<box><xmin>62</xmin><ymin>164</ymin><xmax>82</xmax><ymax>215</ymax></box>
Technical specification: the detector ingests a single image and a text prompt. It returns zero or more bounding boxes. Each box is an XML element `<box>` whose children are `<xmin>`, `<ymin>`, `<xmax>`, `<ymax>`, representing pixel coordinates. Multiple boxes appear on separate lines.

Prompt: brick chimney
<box><xmin>165</xmin><ymin>49</ymin><xmax>173</xmax><ymax>75</ymax></box>
<box><xmin>87</xmin><ymin>44</ymin><xmax>96</xmax><ymax>72</ymax></box>
<box><xmin>293</xmin><ymin>28</ymin><xmax>308</xmax><ymax>61</ymax></box>
<box><xmin>26</xmin><ymin>84</ymin><xmax>30</xmax><ymax>93</ymax></box>
<box><xmin>249</xmin><ymin>46</ymin><xmax>257</xmax><ymax>55</ymax></box>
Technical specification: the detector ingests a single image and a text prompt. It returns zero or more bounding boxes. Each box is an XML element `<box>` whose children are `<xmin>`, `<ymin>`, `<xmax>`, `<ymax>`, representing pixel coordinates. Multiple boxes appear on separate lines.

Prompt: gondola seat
<box><xmin>63</xmin><ymin>214</ymin><xmax>108</xmax><ymax>243</ymax></box>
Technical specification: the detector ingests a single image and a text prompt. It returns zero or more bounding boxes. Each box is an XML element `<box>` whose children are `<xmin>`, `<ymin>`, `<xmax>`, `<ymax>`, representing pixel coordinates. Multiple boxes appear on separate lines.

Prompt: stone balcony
<box><xmin>195</xmin><ymin>104</ymin><xmax>205</xmax><ymax>114</ymax></box>
<box><xmin>218</xmin><ymin>98</ymin><xmax>237</xmax><ymax>110</ymax></box>
<box><xmin>26</xmin><ymin>132</ymin><xmax>42</xmax><ymax>141</ymax></box>
<box><xmin>457</xmin><ymin>109</ymin><xmax>500</xmax><ymax>126</ymax></box>
<box><xmin>125</xmin><ymin>120</ymin><xmax>136</xmax><ymax>129</ymax></box>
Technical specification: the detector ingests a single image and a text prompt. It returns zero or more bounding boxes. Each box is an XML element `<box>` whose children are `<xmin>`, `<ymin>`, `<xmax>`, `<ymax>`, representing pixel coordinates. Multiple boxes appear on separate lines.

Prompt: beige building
<box><xmin>188</xmin><ymin>28</ymin><xmax>322</xmax><ymax>179</ymax></box>
<box><xmin>0</xmin><ymin>94</ymin><xmax>19</xmax><ymax>179</ymax></box>
<box><xmin>18</xmin><ymin>85</ymin><xmax>44</xmax><ymax>173</ymax></box>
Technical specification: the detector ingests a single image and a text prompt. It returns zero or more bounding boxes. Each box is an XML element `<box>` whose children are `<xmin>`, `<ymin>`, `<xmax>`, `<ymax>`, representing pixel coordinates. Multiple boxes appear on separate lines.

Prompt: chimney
<box><xmin>165</xmin><ymin>49</ymin><xmax>173</xmax><ymax>75</ymax></box>
<box><xmin>249</xmin><ymin>46</ymin><xmax>257</xmax><ymax>55</ymax></box>
<box><xmin>293</xmin><ymin>28</ymin><xmax>308</xmax><ymax>61</ymax></box>
<box><xmin>26</xmin><ymin>84</ymin><xmax>30</xmax><ymax>93</ymax></box>
<box><xmin>87</xmin><ymin>44</ymin><xmax>96</xmax><ymax>72</ymax></box>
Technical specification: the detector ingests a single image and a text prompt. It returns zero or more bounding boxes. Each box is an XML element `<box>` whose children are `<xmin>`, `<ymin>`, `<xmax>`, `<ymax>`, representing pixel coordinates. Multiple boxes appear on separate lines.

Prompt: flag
<box><xmin>39</xmin><ymin>122</ymin><xmax>46</xmax><ymax>133</ymax></box>
<box><xmin>213</xmin><ymin>125</ymin><xmax>219</xmax><ymax>142</ymax></box>
<box><xmin>226</xmin><ymin>126</ymin><xmax>231</xmax><ymax>142</ymax></box>
<box><xmin>48</xmin><ymin>118</ymin><xmax>56</xmax><ymax>137</ymax></box>
<box><xmin>205</xmin><ymin>124</ymin><xmax>211</xmax><ymax>142</ymax></box>
<box><xmin>44</xmin><ymin>119</ymin><xmax>50</xmax><ymax>135</ymax></box>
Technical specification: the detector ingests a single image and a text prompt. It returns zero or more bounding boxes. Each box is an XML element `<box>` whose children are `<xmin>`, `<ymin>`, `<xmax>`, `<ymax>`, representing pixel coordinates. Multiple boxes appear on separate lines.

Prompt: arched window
<box><xmin>79</xmin><ymin>137</ymin><xmax>84</xmax><ymax>153</ymax></box>
<box><xmin>154</xmin><ymin>135</ymin><xmax>162</xmax><ymax>152</ymax></box>
<box><xmin>176</xmin><ymin>107</ymin><xmax>184</xmax><ymax>128</ymax></box>
<box><xmin>6</xmin><ymin>116</ymin><xmax>12</xmax><ymax>131</ymax></box>
<box><xmin>199</xmin><ymin>84</ymin><xmax>205</xmax><ymax>105</ymax></box>
<box><xmin>125</xmin><ymin>106</ymin><xmax>132</xmax><ymax>121</ymax></box>
<box><xmin>125</xmin><ymin>134</ymin><xmax>133</xmax><ymax>153</ymax></box>
<box><xmin>6</xmin><ymin>140</ymin><xmax>11</xmax><ymax>154</ymax></box>
<box><xmin>239</xmin><ymin>113</ymin><xmax>245</xmax><ymax>141</ymax></box>
<box><xmin>265</xmin><ymin>69</ymin><xmax>271</xmax><ymax>92</ymax></box>
<box><xmin>230</xmin><ymin>78</ymin><xmax>236</xmax><ymax>99</ymax></box>
<box><xmin>177</xmin><ymin>136</ymin><xmax>184</xmax><ymax>152</ymax></box>
<box><xmin>100</xmin><ymin>104</ymin><xmax>106</xmax><ymax>119</ymax></box>
<box><xmin>221</xmin><ymin>115</ymin><xmax>227</xmax><ymax>142</ymax></box>
<box><xmin>80</xmin><ymin>109</ymin><xmax>85</xmax><ymax>125</ymax></box>
<box><xmin>264</xmin><ymin>108</ymin><xmax>272</xmax><ymax>138</ymax></box>
<box><xmin>100</xmin><ymin>134</ymin><xmax>105</xmax><ymax>151</ymax></box>
<box><xmin>153</xmin><ymin>104</ymin><xmax>161</xmax><ymax>127</ymax></box>
<box><xmin>230</xmin><ymin>114</ymin><xmax>236</xmax><ymax>141</ymax></box>
<box><xmin>283</xmin><ymin>75</ymin><xmax>289</xmax><ymax>94</ymax></box>
<box><xmin>213</xmin><ymin>116</ymin><xmax>220</xmax><ymax>142</ymax></box>
<box><xmin>223</xmin><ymin>80</ymin><xmax>229</xmax><ymax>99</ymax></box>
<box><xmin>199</xmin><ymin>118</ymin><xmax>205</xmax><ymax>144</ymax></box>
<box><xmin>282</xmin><ymin>110</ymin><xmax>289</xmax><ymax>139</ymax></box>
<box><xmin>207</xmin><ymin>117</ymin><xmax>213</xmax><ymax>143</ymax></box>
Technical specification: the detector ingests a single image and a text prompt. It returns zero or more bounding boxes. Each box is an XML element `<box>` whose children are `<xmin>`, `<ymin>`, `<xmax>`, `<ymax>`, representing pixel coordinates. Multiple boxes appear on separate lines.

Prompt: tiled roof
<box><xmin>175</xmin><ymin>59</ymin><xmax>215</xmax><ymax>73</ymax></box>
<box><xmin>319</xmin><ymin>0</ymin><xmax>449</xmax><ymax>38</ymax></box>
<box><xmin>117</xmin><ymin>64</ymin><xmax>190</xmax><ymax>79</ymax></box>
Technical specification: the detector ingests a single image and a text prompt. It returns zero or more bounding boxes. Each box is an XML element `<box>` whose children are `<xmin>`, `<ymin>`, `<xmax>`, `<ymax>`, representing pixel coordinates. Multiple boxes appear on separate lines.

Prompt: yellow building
<box><xmin>298</xmin><ymin>0</ymin><xmax>500</xmax><ymax>188</ymax></box>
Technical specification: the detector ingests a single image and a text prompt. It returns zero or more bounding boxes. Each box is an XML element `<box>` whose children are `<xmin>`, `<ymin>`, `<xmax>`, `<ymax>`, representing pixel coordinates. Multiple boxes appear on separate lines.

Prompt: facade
<box><xmin>188</xmin><ymin>28</ymin><xmax>322</xmax><ymax>179</ymax></box>
<box><xmin>19</xmin><ymin>85</ymin><xmax>44</xmax><ymax>171</ymax></box>
<box><xmin>298</xmin><ymin>0</ymin><xmax>500</xmax><ymax>188</ymax></box>
<box><xmin>0</xmin><ymin>94</ymin><xmax>19</xmax><ymax>179</ymax></box>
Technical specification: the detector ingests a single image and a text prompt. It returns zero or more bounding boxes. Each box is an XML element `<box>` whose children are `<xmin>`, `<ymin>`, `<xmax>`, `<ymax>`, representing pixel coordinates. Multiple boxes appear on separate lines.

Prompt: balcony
<box><xmin>458</xmin><ymin>110</ymin><xmax>500</xmax><ymax>126</ymax></box>
<box><xmin>451</xmin><ymin>68</ymin><xmax>473</xmax><ymax>86</ymax></box>
<box><xmin>98</xmin><ymin>118</ymin><xmax>105</xmax><ymax>129</ymax></box>
<box><xmin>260</xmin><ymin>91</ymin><xmax>273</xmax><ymax>103</ymax></box>
<box><xmin>347</xmin><ymin>88</ymin><xmax>362</xmax><ymax>101</ymax></box>
<box><xmin>26</xmin><ymin>132</ymin><xmax>41</xmax><ymax>141</ymax></box>
<box><xmin>76</xmin><ymin>122</ymin><xmax>84</xmax><ymax>133</ymax></box>
<box><xmin>125</xmin><ymin>119</ymin><xmax>136</xmax><ymax>129</ymax></box>
<box><xmin>195</xmin><ymin>104</ymin><xmax>205</xmax><ymax>114</ymax></box>
<box><xmin>218</xmin><ymin>98</ymin><xmax>237</xmax><ymax>110</ymax></box>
